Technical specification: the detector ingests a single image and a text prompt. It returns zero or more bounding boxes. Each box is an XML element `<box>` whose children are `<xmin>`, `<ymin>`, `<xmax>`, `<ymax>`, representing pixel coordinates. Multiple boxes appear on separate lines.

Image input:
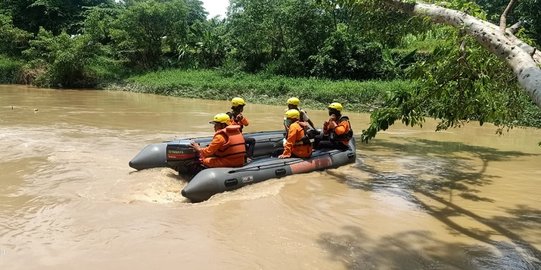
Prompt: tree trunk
<box><xmin>384</xmin><ymin>0</ymin><xmax>541</xmax><ymax>109</ymax></box>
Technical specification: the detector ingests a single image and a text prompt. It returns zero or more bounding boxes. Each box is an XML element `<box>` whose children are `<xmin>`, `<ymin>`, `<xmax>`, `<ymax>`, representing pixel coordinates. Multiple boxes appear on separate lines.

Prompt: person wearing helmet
<box><xmin>321</xmin><ymin>102</ymin><xmax>353</xmax><ymax>150</ymax></box>
<box><xmin>227</xmin><ymin>97</ymin><xmax>249</xmax><ymax>132</ymax></box>
<box><xmin>190</xmin><ymin>113</ymin><xmax>246</xmax><ymax>168</ymax></box>
<box><xmin>278</xmin><ymin>109</ymin><xmax>313</xmax><ymax>159</ymax></box>
<box><xmin>286</xmin><ymin>97</ymin><xmax>315</xmax><ymax>129</ymax></box>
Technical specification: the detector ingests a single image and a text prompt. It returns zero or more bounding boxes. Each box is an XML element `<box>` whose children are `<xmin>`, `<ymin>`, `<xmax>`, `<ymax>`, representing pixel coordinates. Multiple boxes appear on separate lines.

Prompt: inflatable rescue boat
<box><xmin>129</xmin><ymin>130</ymin><xmax>356</xmax><ymax>202</ymax></box>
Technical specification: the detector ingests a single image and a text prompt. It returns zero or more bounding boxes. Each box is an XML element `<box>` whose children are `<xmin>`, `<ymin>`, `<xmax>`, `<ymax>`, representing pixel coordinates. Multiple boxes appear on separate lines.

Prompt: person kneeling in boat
<box><xmin>190</xmin><ymin>113</ymin><xmax>246</xmax><ymax>168</ymax></box>
<box><xmin>285</xmin><ymin>97</ymin><xmax>316</xmax><ymax>129</ymax></box>
<box><xmin>319</xmin><ymin>102</ymin><xmax>353</xmax><ymax>151</ymax></box>
<box><xmin>227</xmin><ymin>97</ymin><xmax>249</xmax><ymax>132</ymax></box>
<box><xmin>278</xmin><ymin>110</ymin><xmax>313</xmax><ymax>159</ymax></box>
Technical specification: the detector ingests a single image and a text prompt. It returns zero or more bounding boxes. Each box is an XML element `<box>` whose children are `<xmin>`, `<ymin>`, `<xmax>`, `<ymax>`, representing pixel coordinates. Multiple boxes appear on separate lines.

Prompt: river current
<box><xmin>0</xmin><ymin>85</ymin><xmax>540</xmax><ymax>269</ymax></box>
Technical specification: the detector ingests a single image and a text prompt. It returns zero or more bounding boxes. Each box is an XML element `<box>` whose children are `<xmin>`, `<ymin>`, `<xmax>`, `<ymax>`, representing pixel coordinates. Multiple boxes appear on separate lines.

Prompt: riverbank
<box><xmin>4</xmin><ymin>66</ymin><xmax>541</xmax><ymax>128</ymax></box>
<box><xmin>111</xmin><ymin>69</ymin><xmax>415</xmax><ymax>113</ymax></box>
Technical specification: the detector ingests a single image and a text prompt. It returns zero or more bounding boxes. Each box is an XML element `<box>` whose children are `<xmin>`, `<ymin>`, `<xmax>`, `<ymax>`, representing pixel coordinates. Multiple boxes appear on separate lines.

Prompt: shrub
<box><xmin>23</xmin><ymin>28</ymin><xmax>105</xmax><ymax>88</ymax></box>
<box><xmin>0</xmin><ymin>56</ymin><xmax>22</xmax><ymax>83</ymax></box>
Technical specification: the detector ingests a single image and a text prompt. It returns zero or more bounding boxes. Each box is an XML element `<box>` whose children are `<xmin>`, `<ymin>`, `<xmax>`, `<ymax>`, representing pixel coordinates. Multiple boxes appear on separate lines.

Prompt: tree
<box><xmin>309</xmin><ymin>23</ymin><xmax>389</xmax><ymax>80</ymax></box>
<box><xmin>110</xmin><ymin>0</ymin><xmax>189</xmax><ymax>68</ymax></box>
<box><xmin>384</xmin><ymin>0</ymin><xmax>541</xmax><ymax>108</ymax></box>
<box><xmin>23</xmin><ymin>28</ymin><xmax>103</xmax><ymax>87</ymax></box>
<box><xmin>225</xmin><ymin>0</ymin><xmax>404</xmax><ymax>78</ymax></box>
<box><xmin>362</xmin><ymin>0</ymin><xmax>541</xmax><ymax>142</ymax></box>
<box><xmin>474</xmin><ymin>0</ymin><xmax>541</xmax><ymax>45</ymax></box>
<box><xmin>1</xmin><ymin>0</ymin><xmax>113</xmax><ymax>35</ymax></box>
<box><xmin>0</xmin><ymin>14</ymin><xmax>32</xmax><ymax>57</ymax></box>
<box><xmin>82</xmin><ymin>3</ymin><xmax>120</xmax><ymax>45</ymax></box>
<box><xmin>177</xmin><ymin>18</ymin><xmax>229</xmax><ymax>68</ymax></box>
<box><xmin>226</xmin><ymin>0</ymin><xmax>289</xmax><ymax>72</ymax></box>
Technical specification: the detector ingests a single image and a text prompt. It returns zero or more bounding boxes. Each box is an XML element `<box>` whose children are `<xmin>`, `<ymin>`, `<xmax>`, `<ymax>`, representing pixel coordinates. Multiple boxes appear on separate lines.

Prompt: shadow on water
<box><xmin>318</xmin><ymin>226</ymin><xmax>538</xmax><ymax>270</ymax></box>
<box><xmin>354</xmin><ymin>137</ymin><xmax>537</xmax><ymax>195</ymax></box>
<box><xmin>323</xmin><ymin>138</ymin><xmax>541</xmax><ymax>269</ymax></box>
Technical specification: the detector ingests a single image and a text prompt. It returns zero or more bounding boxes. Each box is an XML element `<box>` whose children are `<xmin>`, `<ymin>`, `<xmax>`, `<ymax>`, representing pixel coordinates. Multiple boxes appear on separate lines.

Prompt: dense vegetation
<box><xmin>0</xmin><ymin>0</ymin><xmax>540</xmax><ymax>139</ymax></box>
<box><xmin>122</xmin><ymin>69</ymin><xmax>414</xmax><ymax>111</ymax></box>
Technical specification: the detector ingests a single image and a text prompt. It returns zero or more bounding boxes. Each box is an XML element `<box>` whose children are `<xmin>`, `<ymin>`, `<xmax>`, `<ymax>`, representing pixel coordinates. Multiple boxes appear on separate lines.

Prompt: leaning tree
<box><xmin>362</xmin><ymin>0</ymin><xmax>541</xmax><ymax>142</ymax></box>
<box><xmin>384</xmin><ymin>0</ymin><xmax>541</xmax><ymax>108</ymax></box>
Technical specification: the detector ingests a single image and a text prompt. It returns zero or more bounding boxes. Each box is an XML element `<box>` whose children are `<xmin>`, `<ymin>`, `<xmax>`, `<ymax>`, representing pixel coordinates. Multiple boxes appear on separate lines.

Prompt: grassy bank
<box><xmin>118</xmin><ymin>69</ymin><xmax>416</xmax><ymax>112</ymax></box>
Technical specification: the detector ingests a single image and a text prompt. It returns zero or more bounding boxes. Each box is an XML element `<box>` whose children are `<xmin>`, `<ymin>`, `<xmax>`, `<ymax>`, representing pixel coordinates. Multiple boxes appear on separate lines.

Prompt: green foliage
<box><xmin>110</xmin><ymin>0</ymin><xmax>190</xmax><ymax>69</ymax></box>
<box><xmin>23</xmin><ymin>28</ymin><xmax>105</xmax><ymax>87</ymax></box>
<box><xmin>361</xmin><ymin>89</ymin><xmax>425</xmax><ymax>143</ymax></box>
<box><xmin>124</xmin><ymin>69</ymin><xmax>413</xmax><ymax>111</ymax></box>
<box><xmin>261</xmin><ymin>0</ymin><xmax>333</xmax><ymax>76</ymax></box>
<box><xmin>473</xmin><ymin>0</ymin><xmax>540</xmax><ymax>45</ymax></box>
<box><xmin>429</xmin><ymin>0</ymin><xmax>488</xmax><ymax>19</ymax></box>
<box><xmin>87</xmin><ymin>55</ymin><xmax>126</xmax><ymax>84</ymax></box>
<box><xmin>0</xmin><ymin>55</ymin><xmax>23</xmax><ymax>83</ymax></box>
<box><xmin>225</xmin><ymin>0</ymin><xmax>423</xmax><ymax>79</ymax></box>
<box><xmin>82</xmin><ymin>3</ymin><xmax>120</xmax><ymax>45</ymax></box>
<box><xmin>1</xmin><ymin>0</ymin><xmax>113</xmax><ymax>34</ymax></box>
<box><xmin>227</xmin><ymin>0</ymin><xmax>294</xmax><ymax>73</ymax></box>
<box><xmin>362</xmin><ymin>28</ymin><xmax>540</xmax><ymax>142</ymax></box>
<box><xmin>176</xmin><ymin>18</ymin><xmax>229</xmax><ymax>68</ymax></box>
<box><xmin>0</xmin><ymin>14</ymin><xmax>32</xmax><ymax>57</ymax></box>
<box><xmin>355</xmin><ymin>0</ymin><xmax>429</xmax><ymax>47</ymax></box>
<box><xmin>414</xmin><ymin>40</ymin><xmax>516</xmax><ymax>129</ymax></box>
<box><xmin>510</xmin><ymin>0</ymin><xmax>541</xmax><ymax>46</ymax></box>
<box><xmin>309</xmin><ymin>24</ymin><xmax>391</xmax><ymax>80</ymax></box>
<box><xmin>228</xmin><ymin>0</ymin><xmax>350</xmax><ymax>75</ymax></box>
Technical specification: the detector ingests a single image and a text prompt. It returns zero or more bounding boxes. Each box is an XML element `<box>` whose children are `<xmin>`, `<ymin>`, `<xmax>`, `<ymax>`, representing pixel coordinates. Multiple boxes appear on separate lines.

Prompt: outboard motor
<box><xmin>166</xmin><ymin>143</ymin><xmax>199</xmax><ymax>174</ymax></box>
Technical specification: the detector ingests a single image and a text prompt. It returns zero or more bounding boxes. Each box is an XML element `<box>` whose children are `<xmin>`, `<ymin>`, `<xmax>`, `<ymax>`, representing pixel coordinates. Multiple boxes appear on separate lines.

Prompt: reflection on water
<box><xmin>0</xmin><ymin>85</ymin><xmax>540</xmax><ymax>269</ymax></box>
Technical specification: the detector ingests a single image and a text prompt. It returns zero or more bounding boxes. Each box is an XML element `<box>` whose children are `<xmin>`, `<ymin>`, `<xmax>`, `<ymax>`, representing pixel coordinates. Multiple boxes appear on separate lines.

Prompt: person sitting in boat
<box><xmin>227</xmin><ymin>97</ymin><xmax>249</xmax><ymax>132</ymax></box>
<box><xmin>285</xmin><ymin>97</ymin><xmax>315</xmax><ymax>129</ymax></box>
<box><xmin>190</xmin><ymin>113</ymin><xmax>246</xmax><ymax>168</ymax></box>
<box><xmin>278</xmin><ymin>109</ymin><xmax>313</xmax><ymax>159</ymax></box>
<box><xmin>320</xmin><ymin>102</ymin><xmax>353</xmax><ymax>150</ymax></box>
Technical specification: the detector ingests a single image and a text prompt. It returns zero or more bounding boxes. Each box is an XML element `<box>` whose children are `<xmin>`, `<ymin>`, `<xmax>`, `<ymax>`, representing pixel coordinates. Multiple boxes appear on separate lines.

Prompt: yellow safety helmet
<box><xmin>328</xmin><ymin>102</ymin><xmax>343</xmax><ymax>112</ymax></box>
<box><xmin>209</xmin><ymin>113</ymin><xmax>230</xmax><ymax>124</ymax></box>
<box><xmin>287</xmin><ymin>97</ymin><xmax>300</xmax><ymax>106</ymax></box>
<box><xmin>231</xmin><ymin>97</ymin><xmax>246</xmax><ymax>107</ymax></box>
<box><xmin>284</xmin><ymin>109</ymin><xmax>300</xmax><ymax>119</ymax></box>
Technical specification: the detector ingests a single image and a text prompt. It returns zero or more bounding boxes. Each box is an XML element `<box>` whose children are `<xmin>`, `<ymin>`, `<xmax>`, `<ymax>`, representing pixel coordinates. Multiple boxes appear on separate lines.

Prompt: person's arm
<box><xmin>334</xmin><ymin>120</ymin><xmax>350</xmax><ymax>135</ymax></box>
<box><xmin>323</xmin><ymin>115</ymin><xmax>337</xmax><ymax>134</ymax></box>
<box><xmin>279</xmin><ymin>125</ymin><xmax>297</xmax><ymax>158</ymax></box>
<box><xmin>239</xmin><ymin>115</ymin><xmax>249</xmax><ymax>126</ymax></box>
<box><xmin>193</xmin><ymin>134</ymin><xmax>226</xmax><ymax>158</ymax></box>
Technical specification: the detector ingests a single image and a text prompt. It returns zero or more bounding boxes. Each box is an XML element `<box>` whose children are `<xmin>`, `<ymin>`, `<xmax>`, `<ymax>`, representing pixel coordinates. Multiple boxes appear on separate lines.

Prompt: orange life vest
<box><xmin>330</xmin><ymin>116</ymin><xmax>352</xmax><ymax>146</ymax></box>
<box><xmin>284</xmin><ymin>121</ymin><xmax>313</xmax><ymax>158</ymax></box>
<box><xmin>226</xmin><ymin>111</ymin><xmax>248</xmax><ymax>132</ymax></box>
<box><xmin>214</xmin><ymin>125</ymin><xmax>246</xmax><ymax>158</ymax></box>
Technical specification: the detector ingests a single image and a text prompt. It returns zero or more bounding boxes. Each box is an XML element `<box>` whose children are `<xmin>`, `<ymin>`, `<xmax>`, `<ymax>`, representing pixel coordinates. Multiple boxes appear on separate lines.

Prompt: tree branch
<box><xmin>499</xmin><ymin>0</ymin><xmax>517</xmax><ymax>32</ymax></box>
<box><xmin>383</xmin><ymin>0</ymin><xmax>541</xmax><ymax>109</ymax></box>
<box><xmin>508</xmin><ymin>20</ymin><xmax>522</xmax><ymax>34</ymax></box>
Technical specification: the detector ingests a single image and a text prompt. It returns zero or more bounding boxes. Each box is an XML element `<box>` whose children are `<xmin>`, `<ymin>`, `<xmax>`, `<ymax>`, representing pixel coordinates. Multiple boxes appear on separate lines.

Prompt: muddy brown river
<box><xmin>0</xmin><ymin>85</ymin><xmax>540</xmax><ymax>269</ymax></box>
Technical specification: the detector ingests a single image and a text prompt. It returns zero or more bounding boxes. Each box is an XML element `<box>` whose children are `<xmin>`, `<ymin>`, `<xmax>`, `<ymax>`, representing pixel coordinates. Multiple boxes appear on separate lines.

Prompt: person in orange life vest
<box><xmin>278</xmin><ymin>110</ymin><xmax>313</xmax><ymax>159</ymax></box>
<box><xmin>227</xmin><ymin>97</ymin><xmax>249</xmax><ymax>132</ymax></box>
<box><xmin>285</xmin><ymin>97</ymin><xmax>315</xmax><ymax>129</ymax></box>
<box><xmin>322</xmin><ymin>102</ymin><xmax>353</xmax><ymax>150</ymax></box>
<box><xmin>190</xmin><ymin>113</ymin><xmax>246</xmax><ymax>168</ymax></box>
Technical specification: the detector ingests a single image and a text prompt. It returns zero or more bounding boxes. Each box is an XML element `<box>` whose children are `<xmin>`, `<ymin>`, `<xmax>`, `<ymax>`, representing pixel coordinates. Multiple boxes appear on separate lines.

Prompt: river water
<box><xmin>0</xmin><ymin>85</ymin><xmax>540</xmax><ymax>269</ymax></box>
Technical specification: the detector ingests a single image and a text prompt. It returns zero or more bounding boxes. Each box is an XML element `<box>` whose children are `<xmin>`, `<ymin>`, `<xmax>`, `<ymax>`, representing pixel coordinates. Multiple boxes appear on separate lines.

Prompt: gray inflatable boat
<box><xmin>129</xmin><ymin>130</ymin><xmax>356</xmax><ymax>202</ymax></box>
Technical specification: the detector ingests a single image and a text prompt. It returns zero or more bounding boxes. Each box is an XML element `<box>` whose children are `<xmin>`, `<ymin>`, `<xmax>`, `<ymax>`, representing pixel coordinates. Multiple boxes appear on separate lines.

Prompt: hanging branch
<box><xmin>383</xmin><ymin>0</ymin><xmax>541</xmax><ymax>109</ymax></box>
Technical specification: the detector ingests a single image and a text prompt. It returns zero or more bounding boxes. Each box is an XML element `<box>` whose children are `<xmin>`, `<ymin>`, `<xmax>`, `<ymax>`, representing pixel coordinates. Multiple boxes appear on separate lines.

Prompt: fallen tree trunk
<box><xmin>384</xmin><ymin>0</ymin><xmax>541</xmax><ymax>109</ymax></box>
